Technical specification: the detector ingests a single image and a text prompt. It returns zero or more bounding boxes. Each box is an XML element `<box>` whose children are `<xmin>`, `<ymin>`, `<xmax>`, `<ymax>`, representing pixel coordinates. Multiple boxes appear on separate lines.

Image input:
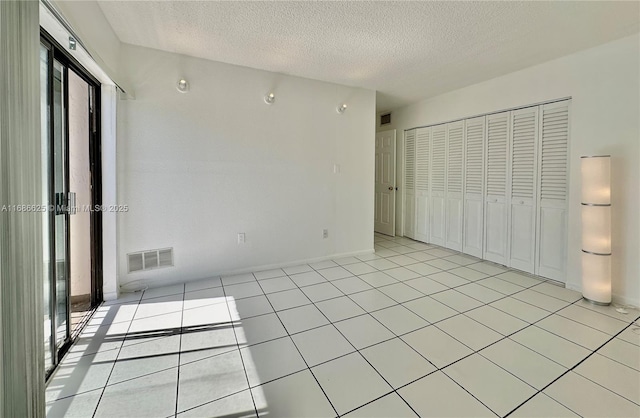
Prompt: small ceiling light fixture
<box><xmin>337</xmin><ymin>103</ymin><xmax>348</xmax><ymax>114</ymax></box>
<box><xmin>176</xmin><ymin>79</ymin><xmax>190</xmax><ymax>93</ymax></box>
<box><xmin>69</xmin><ymin>36</ymin><xmax>77</xmax><ymax>50</ymax></box>
<box><xmin>264</xmin><ymin>92</ymin><xmax>275</xmax><ymax>105</ymax></box>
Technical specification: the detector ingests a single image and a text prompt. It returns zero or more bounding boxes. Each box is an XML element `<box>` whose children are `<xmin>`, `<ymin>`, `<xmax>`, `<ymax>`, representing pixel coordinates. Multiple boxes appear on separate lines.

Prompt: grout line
<box><xmin>173</xmin><ymin>284</ymin><xmax>186</xmax><ymax>417</ymax></box>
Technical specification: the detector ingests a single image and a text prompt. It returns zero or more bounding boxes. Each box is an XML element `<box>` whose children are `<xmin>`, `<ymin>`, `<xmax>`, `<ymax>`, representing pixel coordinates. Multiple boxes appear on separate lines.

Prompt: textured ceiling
<box><xmin>97</xmin><ymin>1</ymin><xmax>640</xmax><ymax>111</ymax></box>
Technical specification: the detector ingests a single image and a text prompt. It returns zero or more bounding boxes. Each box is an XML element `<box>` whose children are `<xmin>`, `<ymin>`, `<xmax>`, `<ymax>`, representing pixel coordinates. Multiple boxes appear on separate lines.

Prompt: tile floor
<box><xmin>45</xmin><ymin>234</ymin><xmax>640</xmax><ymax>417</ymax></box>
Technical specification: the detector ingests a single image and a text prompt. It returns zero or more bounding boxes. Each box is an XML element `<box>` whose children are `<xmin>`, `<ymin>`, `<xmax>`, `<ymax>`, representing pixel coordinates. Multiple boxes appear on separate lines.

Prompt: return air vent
<box><xmin>127</xmin><ymin>248</ymin><xmax>174</xmax><ymax>273</ymax></box>
<box><xmin>380</xmin><ymin>112</ymin><xmax>391</xmax><ymax>126</ymax></box>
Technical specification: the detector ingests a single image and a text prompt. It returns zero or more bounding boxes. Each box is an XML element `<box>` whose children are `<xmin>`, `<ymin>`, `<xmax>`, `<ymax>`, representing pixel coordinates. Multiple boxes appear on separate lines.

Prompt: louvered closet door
<box><xmin>508</xmin><ymin>107</ymin><xmax>538</xmax><ymax>273</ymax></box>
<box><xmin>445</xmin><ymin>121</ymin><xmax>464</xmax><ymax>251</ymax></box>
<box><xmin>429</xmin><ymin>125</ymin><xmax>446</xmax><ymax>246</ymax></box>
<box><xmin>483</xmin><ymin>111</ymin><xmax>510</xmax><ymax>265</ymax></box>
<box><xmin>415</xmin><ymin>127</ymin><xmax>430</xmax><ymax>243</ymax></box>
<box><xmin>463</xmin><ymin>116</ymin><xmax>485</xmax><ymax>258</ymax></box>
<box><xmin>404</xmin><ymin>129</ymin><xmax>416</xmax><ymax>239</ymax></box>
<box><xmin>536</xmin><ymin>101</ymin><xmax>570</xmax><ymax>281</ymax></box>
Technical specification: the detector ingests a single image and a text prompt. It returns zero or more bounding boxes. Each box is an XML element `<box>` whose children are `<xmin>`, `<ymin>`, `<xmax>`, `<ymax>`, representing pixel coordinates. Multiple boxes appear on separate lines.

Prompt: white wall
<box><xmin>380</xmin><ymin>34</ymin><xmax>640</xmax><ymax>306</ymax></box>
<box><xmin>117</xmin><ymin>44</ymin><xmax>375</xmax><ymax>289</ymax></box>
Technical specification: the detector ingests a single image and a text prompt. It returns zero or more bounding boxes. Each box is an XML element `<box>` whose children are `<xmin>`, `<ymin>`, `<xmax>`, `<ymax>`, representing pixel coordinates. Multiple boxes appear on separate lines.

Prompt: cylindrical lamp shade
<box><xmin>581</xmin><ymin>156</ymin><xmax>611</xmax><ymax>205</ymax></box>
<box><xmin>581</xmin><ymin>155</ymin><xmax>612</xmax><ymax>305</ymax></box>
<box><xmin>581</xmin><ymin>251</ymin><xmax>612</xmax><ymax>304</ymax></box>
<box><xmin>581</xmin><ymin>205</ymin><xmax>611</xmax><ymax>254</ymax></box>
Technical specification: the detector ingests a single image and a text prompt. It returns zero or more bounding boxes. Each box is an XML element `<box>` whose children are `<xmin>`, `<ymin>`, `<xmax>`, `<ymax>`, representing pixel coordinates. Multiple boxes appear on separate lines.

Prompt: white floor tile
<box><xmin>258</xmin><ymin>276</ymin><xmax>297</xmax><ymax>294</ymax></box>
<box><xmin>182</xmin><ymin>302</ymin><xmax>230</xmax><ymax>328</ymax></box>
<box><xmin>428</xmin><ymin>271</ymin><xmax>470</xmax><ymax>288</ymax></box>
<box><xmin>356</xmin><ymin>252</ymin><xmax>382</xmax><ymax>262</ymax></box>
<box><xmin>536</xmin><ymin>314</ymin><xmax>610</xmax><ymax>350</ymax></box>
<box><xmin>574</xmin><ymin>353</ymin><xmax>640</xmax><ymax>404</ymax></box>
<box><xmin>229</xmin><ymin>295</ymin><xmax>274</xmax><ymax>320</ymax></box>
<box><xmin>445</xmin><ymin>354</ymin><xmax>536</xmax><ymax>416</ymax></box>
<box><xmin>299</xmin><ymin>282</ymin><xmax>343</xmax><ymax>302</ymax></box>
<box><xmin>404</xmin><ymin>262</ymin><xmax>441</xmax><ymax>276</ymax></box>
<box><xmin>141</xmin><ymin>284</ymin><xmax>184</xmax><ymax>301</ymax></box>
<box><xmin>387</xmin><ymin>255</ymin><xmax>420</xmax><ymax>266</ymax></box>
<box><xmin>510</xmin><ymin>393</ymin><xmax>579</xmax><ymax>417</ymax></box>
<box><xmin>235</xmin><ymin>313</ymin><xmax>287</xmax><ymax>346</ymax></box>
<box><xmin>361</xmin><ymin>338</ymin><xmax>436</xmax><ymax>388</ymax></box>
<box><xmin>46</xmin><ymin>389</ymin><xmax>103</xmax><ymax>418</ymax></box>
<box><xmin>598</xmin><ymin>337</ymin><xmax>640</xmax><ymax>371</ymax></box>
<box><xmin>225</xmin><ymin>281</ymin><xmax>265</xmax><ymax>300</ymax></box>
<box><xmin>221</xmin><ymin>273</ymin><xmax>257</xmax><ymax>286</ymax></box>
<box><xmin>490</xmin><ymin>297</ymin><xmax>550</xmax><ymax>323</ymax></box>
<box><xmin>510</xmin><ymin>326</ymin><xmax>591</xmax><ymax>368</ymax></box>
<box><xmin>344</xmin><ymin>392</ymin><xmax>418</xmax><ymax>417</ymax></box>
<box><xmin>178</xmin><ymin>390</ymin><xmax>256</xmax><ymax>418</ymax></box>
<box><xmin>334</xmin><ymin>314</ymin><xmax>395</xmax><ymax>349</ymax></box>
<box><xmin>331</xmin><ymin>276</ymin><xmax>374</xmax><ymax>295</ymax></box>
<box><xmin>403</xmin><ymin>296</ymin><xmax>458</xmax><ymax>323</ymax></box>
<box><xmin>313</xmin><ymin>352</ymin><xmax>392</xmax><ymax>415</ymax></box>
<box><xmin>374</xmin><ymin>248</ymin><xmax>400</xmax><ymax>258</ymax></box>
<box><xmin>405</xmin><ymin>251</ymin><xmax>438</xmax><ymax>262</ymax></box>
<box><xmin>556</xmin><ymin>304</ymin><xmax>629</xmax><ymax>335</ymax></box>
<box><xmin>183</xmin><ymin>286</ymin><xmax>226</xmax><ymax>309</ymax></box>
<box><xmin>276</xmin><ymin>304</ymin><xmax>329</xmax><ymax>334</ymax></box>
<box><xmin>481</xmin><ymin>338</ymin><xmax>567</xmax><ymax>390</ymax></box>
<box><xmin>385</xmin><ymin>267</ymin><xmax>421</xmax><ymax>281</ymax></box>
<box><xmin>343</xmin><ymin>262</ymin><xmax>378</xmax><ymax>276</ymax></box>
<box><xmin>456</xmin><ymin>282</ymin><xmax>503</xmax><ymax>303</ymax></box>
<box><xmin>333</xmin><ymin>256</ymin><xmax>362</xmax><ymax>266</ymax></box>
<box><xmin>443</xmin><ymin>254</ymin><xmax>479</xmax><ymax>266</ymax></box>
<box><xmin>425</xmin><ymin>248</ymin><xmax>457</xmax><ymax>258</ymax></box>
<box><xmin>252</xmin><ymin>370</ymin><xmax>335</xmax><ymax>417</ymax></box>
<box><xmin>618</xmin><ymin>322</ymin><xmax>640</xmax><ymax>347</ymax></box>
<box><xmin>95</xmin><ymin>368</ymin><xmax>178</xmax><ymax>418</ymax></box>
<box><xmin>289</xmin><ymin>270</ymin><xmax>327</xmax><ymax>287</ymax></box>
<box><xmin>350</xmin><ymin>289</ymin><xmax>397</xmax><ymax>312</ymax></box>
<box><xmin>291</xmin><ymin>325</ymin><xmax>355</xmax><ymax>366</ymax></box>
<box><xmin>241</xmin><ymin>337</ymin><xmax>307</xmax><ymax>387</ymax></box>
<box><xmin>184</xmin><ymin>276</ymin><xmax>222</xmax><ymax>292</ymax></box>
<box><xmin>358</xmin><ymin>271</ymin><xmax>398</xmax><ymax>288</ymax></box>
<box><xmin>127</xmin><ymin>311</ymin><xmax>183</xmax><ymax>335</ymax></box>
<box><xmin>512</xmin><ymin>289</ymin><xmax>569</xmax><ymax>312</ymax></box>
<box><xmin>494</xmin><ymin>271</ymin><xmax>542</xmax><ymax>288</ymax></box>
<box><xmin>180</xmin><ymin>324</ymin><xmax>238</xmax><ymax>364</ymax></box>
<box><xmin>309</xmin><ymin>259</ymin><xmax>339</xmax><ymax>270</ymax></box>
<box><xmin>529</xmin><ymin>282</ymin><xmax>582</xmax><ymax>303</ymax></box>
<box><xmin>318</xmin><ymin>266</ymin><xmax>353</xmax><ymax>281</ymax></box>
<box><xmin>467</xmin><ymin>262</ymin><xmax>508</xmax><ymax>276</ymax></box>
<box><xmin>448</xmin><ymin>266</ymin><xmax>489</xmax><ymax>281</ymax></box>
<box><xmin>399</xmin><ymin>372</ymin><xmax>495</xmax><ymax>418</ymax></box>
<box><xmin>436</xmin><ymin>314</ymin><xmax>503</xmax><ymax>350</ymax></box>
<box><xmin>403</xmin><ymin>276</ymin><xmax>448</xmax><ymax>295</ymax></box>
<box><xmin>544</xmin><ymin>372</ymin><xmax>640</xmax><ymax>418</ymax></box>
<box><xmin>371</xmin><ymin>305</ymin><xmax>429</xmax><ymax>335</ymax></box>
<box><xmin>109</xmin><ymin>334</ymin><xmax>180</xmax><ymax>384</ymax></box>
<box><xmin>253</xmin><ymin>268</ymin><xmax>285</xmax><ymax>280</ymax></box>
<box><xmin>402</xmin><ymin>325</ymin><xmax>473</xmax><ymax>368</ymax></box>
<box><xmin>282</xmin><ymin>264</ymin><xmax>313</xmax><ymax>275</ymax></box>
<box><xmin>316</xmin><ymin>296</ymin><xmax>366</xmax><ymax>322</ymax></box>
<box><xmin>365</xmin><ymin>258</ymin><xmax>399</xmax><ymax>271</ymax></box>
<box><xmin>265</xmin><ymin>288</ymin><xmax>311</xmax><ymax>311</ymax></box>
<box><xmin>378</xmin><ymin>282</ymin><xmax>424</xmax><ymax>303</ymax></box>
<box><xmin>464</xmin><ymin>305</ymin><xmax>528</xmax><ymax>336</ymax></box>
<box><xmin>476</xmin><ymin>276</ymin><xmax>525</xmax><ymax>295</ymax></box>
<box><xmin>574</xmin><ymin>299</ymin><xmax>640</xmax><ymax>322</ymax></box>
<box><xmin>425</xmin><ymin>259</ymin><xmax>460</xmax><ymax>271</ymax></box>
<box><xmin>431</xmin><ymin>289</ymin><xmax>483</xmax><ymax>313</ymax></box>
<box><xmin>177</xmin><ymin>350</ymin><xmax>248</xmax><ymax>413</ymax></box>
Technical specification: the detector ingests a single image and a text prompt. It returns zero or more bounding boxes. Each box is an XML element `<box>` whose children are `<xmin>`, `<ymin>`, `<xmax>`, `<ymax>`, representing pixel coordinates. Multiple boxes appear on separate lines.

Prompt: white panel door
<box><xmin>483</xmin><ymin>112</ymin><xmax>510</xmax><ymax>265</ymax></box>
<box><xmin>536</xmin><ymin>101</ymin><xmax>570</xmax><ymax>281</ymax></box>
<box><xmin>463</xmin><ymin>116</ymin><xmax>485</xmax><ymax>258</ymax></box>
<box><xmin>445</xmin><ymin>121</ymin><xmax>464</xmax><ymax>251</ymax></box>
<box><xmin>508</xmin><ymin>107</ymin><xmax>538</xmax><ymax>273</ymax></box>
<box><xmin>415</xmin><ymin>127</ymin><xmax>430</xmax><ymax>243</ymax></box>
<box><xmin>374</xmin><ymin>130</ymin><xmax>396</xmax><ymax>236</ymax></box>
<box><xmin>404</xmin><ymin>129</ymin><xmax>416</xmax><ymax>239</ymax></box>
<box><xmin>429</xmin><ymin>125</ymin><xmax>446</xmax><ymax>246</ymax></box>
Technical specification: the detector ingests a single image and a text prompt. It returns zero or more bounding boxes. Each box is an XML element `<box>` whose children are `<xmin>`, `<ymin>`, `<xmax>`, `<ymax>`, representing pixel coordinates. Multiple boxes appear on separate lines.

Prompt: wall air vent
<box><xmin>380</xmin><ymin>112</ymin><xmax>391</xmax><ymax>126</ymax></box>
<box><xmin>127</xmin><ymin>248</ymin><xmax>174</xmax><ymax>273</ymax></box>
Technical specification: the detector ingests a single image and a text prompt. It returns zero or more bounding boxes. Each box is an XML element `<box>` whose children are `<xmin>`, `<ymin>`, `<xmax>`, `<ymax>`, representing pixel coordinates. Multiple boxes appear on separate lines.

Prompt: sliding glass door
<box><xmin>41</xmin><ymin>32</ymin><xmax>103</xmax><ymax>378</ymax></box>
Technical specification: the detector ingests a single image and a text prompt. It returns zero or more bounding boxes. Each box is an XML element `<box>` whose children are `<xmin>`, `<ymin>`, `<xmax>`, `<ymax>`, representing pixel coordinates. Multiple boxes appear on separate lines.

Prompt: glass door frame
<box><xmin>41</xmin><ymin>29</ymin><xmax>104</xmax><ymax>380</ymax></box>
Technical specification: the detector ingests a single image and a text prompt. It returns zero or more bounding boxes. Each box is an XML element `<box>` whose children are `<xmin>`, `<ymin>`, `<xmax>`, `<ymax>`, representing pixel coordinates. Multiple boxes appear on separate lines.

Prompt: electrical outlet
<box><xmin>238</xmin><ymin>233</ymin><xmax>245</xmax><ymax>244</ymax></box>
<box><xmin>333</xmin><ymin>164</ymin><xmax>341</xmax><ymax>174</ymax></box>
<box><xmin>323</xmin><ymin>229</ymin><xmax>329</xmax><ymax>239</ymax></box>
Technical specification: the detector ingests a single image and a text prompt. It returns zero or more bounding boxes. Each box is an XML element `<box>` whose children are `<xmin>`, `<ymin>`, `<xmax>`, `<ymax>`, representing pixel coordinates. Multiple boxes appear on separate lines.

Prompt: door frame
<box><xmin>41</xmin><ymin>28</ymin><xmax>103</xmax><ymax>379</ymax></box>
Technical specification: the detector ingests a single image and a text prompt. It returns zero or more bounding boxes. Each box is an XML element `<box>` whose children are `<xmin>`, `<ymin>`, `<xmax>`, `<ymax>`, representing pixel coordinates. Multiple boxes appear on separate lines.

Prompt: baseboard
<box><xmin>115</xmin><ymin>248</ymin><xmax>376</xmax><ymax>294</ymax></box>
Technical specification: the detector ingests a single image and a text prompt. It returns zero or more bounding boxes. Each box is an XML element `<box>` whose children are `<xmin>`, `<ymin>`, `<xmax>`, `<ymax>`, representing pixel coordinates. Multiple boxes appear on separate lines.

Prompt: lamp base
<box><xmin>582</xmin><ymin>296</ymin><xmax>610</xmax><ymax>306</ymax></box>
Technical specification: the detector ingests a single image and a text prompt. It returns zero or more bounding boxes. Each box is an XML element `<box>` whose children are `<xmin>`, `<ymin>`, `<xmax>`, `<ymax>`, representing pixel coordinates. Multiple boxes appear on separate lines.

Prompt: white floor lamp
<box><xmin>581</xmin><ymin>155</ymin><xmax>612</xmax><ymax>305</ymax></box>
